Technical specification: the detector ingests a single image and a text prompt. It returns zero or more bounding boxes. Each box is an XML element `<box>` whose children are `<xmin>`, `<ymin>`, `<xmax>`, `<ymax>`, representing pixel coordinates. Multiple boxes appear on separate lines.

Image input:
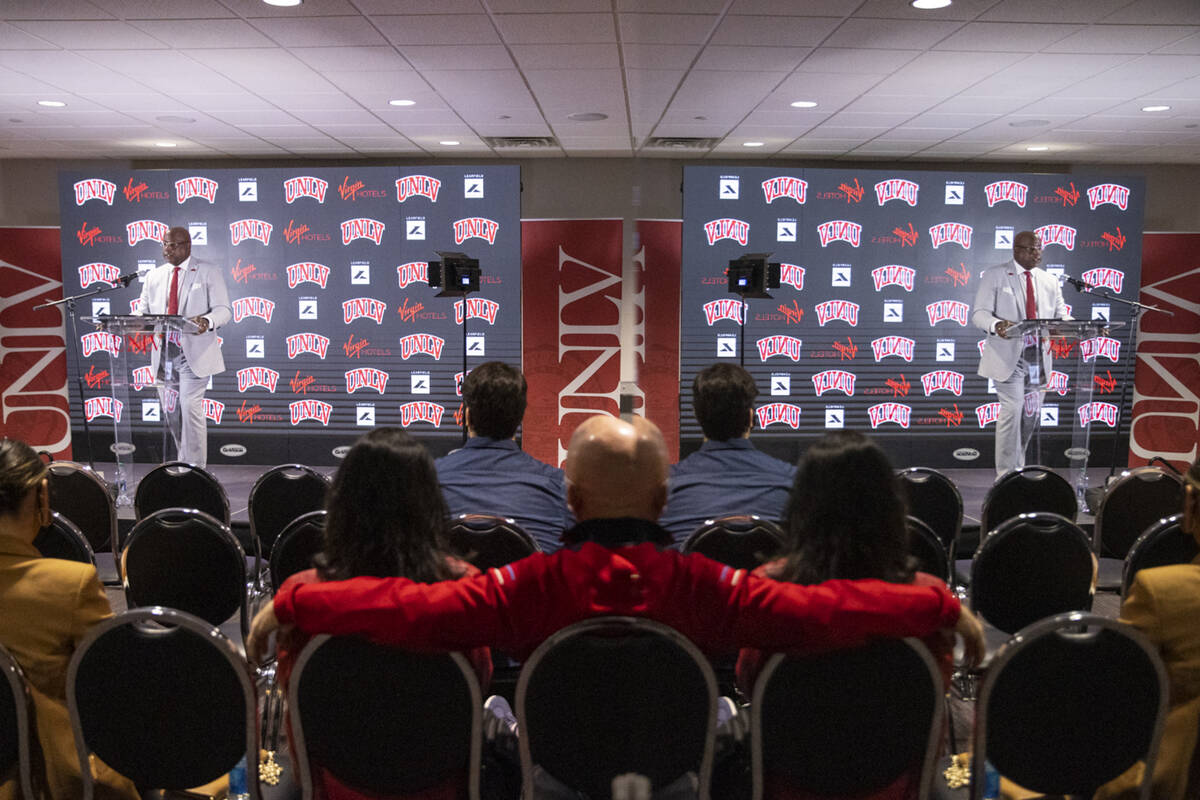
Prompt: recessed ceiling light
<box><xmin>911</xmin><ymin>0</ymin><xmax>952</xmax><ymax>8</ymax></box>
<box><xmin>154</xmin><ymin>141</ymin><xmax>177</xmax><ymax>148</ymax></box>
<box><xmin>1141</xmin><ymin>105</ymin><xmax>1171</xmax><ymax>112</ymax></box>
<box><xmin>1025</xmin><ymin>145</ymin><xmax>1049</xmax><ymax>152</ymax></box>
<box><xmin>790</xmin><ymin>100</ymin><xmax>818</xmax><ymax>108</ymax></box>
<box><xmin>440</xmin><ymin>140</ymin><xmax>460</xmax><ymax>146</ymax></box>
<box><xmin>262</xmin><ymin>0</ymin><xmax>302</xmax><ymax>6</ymax></box>
<box><xmin>37</xmin><ymin>100</ymin><xmax>66</xmax><ymax>108</ymax></box>
<box><xmin>567</xmin><ymin>112</ymin><xmax>608</xmax><ymax>122</ymax></box>
<box><xmin>388</xmin><ymin>99</ymin><xmax>415</xmax><ymax>107</ymax></box>
<box><xmin>743</xmin><ymin>141</ymin><xmax>765</xmax><ymax>147</ymax></box>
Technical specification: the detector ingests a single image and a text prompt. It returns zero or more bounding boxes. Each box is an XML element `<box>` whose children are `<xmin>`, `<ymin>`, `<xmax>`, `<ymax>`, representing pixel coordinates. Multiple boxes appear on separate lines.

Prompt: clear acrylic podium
<box><xmin>1009</xmin><ymin>318</ymin><xmax>1126</xmax><ymax>513</ymax></box>
<box><xmin>81</xmin><ymin>314</ymin><xmax>198</xmax><ymax>506</ymax></box>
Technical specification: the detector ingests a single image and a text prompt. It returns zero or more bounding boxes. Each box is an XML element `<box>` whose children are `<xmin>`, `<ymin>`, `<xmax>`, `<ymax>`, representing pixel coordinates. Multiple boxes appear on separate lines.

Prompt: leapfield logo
<box><xmin>400</xmin><ymin>401</ymin><xmax>444</xmax><ymax>428</ymax></box>
<box><xmin>756</xmin><ymin>403</ymin><xmax>802</xmax><ymax>429</ymax></box>
<box><xmin>453</xmin><ymin>217</ymin><xmax>500</xmax><ymax>245</ymax></box>
<box><xmin>920</xmin><ymin>369</ymin><xmax>964</xmax><ymax>397</ymax></box>
<box><xmin>703</xmin><ymin>299</ymin><xmax>747</xmax><ymax>325</ymax></box>
<box><xmin>74</xmin><ymin>179</ymin><xmax>116</xmax><ymax>206</ymax></box>
<box><xmin>283</xmin><ymin>176</ymin><xmax>328</xmax><ymax>204</ymax></box>
<box><xmin>287</xmin><ymin>262</ymin><xmax>331</xmax><ymax>289</ymax></box>
<box><xmin>236</xmin><ymin>367</ymin><xmax>279</xmax><ymax>393</ymax></box>
<box><xmin>761</xmin><ymin>177</ymin><xmax>807</xmax><ymax>204</ymax></box>
<box><xmin>126</xmin><ymin>219</ymin><xmax>169</xmax><ymax>245</ymax></box>
<box><xmin>756</xmin><ymin>335</ymin><xmax>802</xmax><ymax>362</ymax></box>
<box><xmin>874</xmin><ymin>178</ymin><xmax>919</xmax><ymax>207</ymax></box>
<box><xmin>871</xmin><ymin>336</ymin><xmax>915</xmax><ymax>362</ymax></box>
<box><xmin>231</xmin><ymin>296</ymin><xmax>275</xmax><ymax>324</ymax></box>
<box><xmin>290</xmin><ymin>399</ymin><xmax>333</xmax><ymax>426</ymax></box>
<box><xmin>230</xmin><ymin>219</ymin><xmax>272</xmax><ymax>246</ymax></box>
<box><xmin>345</xmin><ymin>367</ymin><xmax>389</xmax><ymax>394</ymax></box>
<box><xmin>455</xmin><ymin>298</ymin><xmax>500</xmax><ymax>325</ymax></box>
<box><xmin>984</xmin><ymin>180</ymin><xmax>1028</xmax><ymax>208</ymax></box>
<box><xmin>703</xmin><ymin>218</ymin><xmax>750</xmax><ymax>246</ymax></box>
<box><xmin>1087</xmin><ymin>183</ymin><xmax>1131</xmax><ymax>211</ymax></box>
<box><xmin>812</xmin><ymin>370</ymin><xmax>855</xmax><ymax>397</ymax></box>
<box><xmin>77</xmin><ymin>262</ymin><xmax>121</xmax><ymax>289</ymax></box>
<box><xmin>399</xmin><ymin>333</ymin><xmax>445</xmax><ymax>360</ymax></box>
<box><xmin>871</xmin><ymin>265</ymin><xmax>915</xmax><ymax>292</ymax></box>
<box><xmin>868</xmin><ymin>402</ymin><xmax>911</xmax><ymax>429</ymax></box>
<box><xmin>929</xmin><ymin>222</ymin><xmax>972</xmax><ymax>249</ymax></box>
<box><xmin>341</xmin><ymin>217</ymin><xmax>386</xmax><ymax>245</ymax></box>
<box><xmin>396</xmin><ymin>174</ymin><xmax>441</xmax><ymax>203</ymax></box>
<box><xmin>286</xmin><ymin>333</ymin><xmax>330</xmax><ymax>359</ymax></box>
<box><xmin>343</xmin><ymin>297</ymin><xmax>387</xmax><ymax>324</ymax></box>
<box><xmin>816</xmin><ymin>220</ymin><xmax>862</xmax><ymax>247</ymax></box>
<box><xmin>175</xmin><ymin>176</ymin><xmax>218</xmax><ymax>204</ymax></box>
<box><xmin>814</xmin><ymin>300</ymin><xmax>859</xmax><ymax>326</ymax></box>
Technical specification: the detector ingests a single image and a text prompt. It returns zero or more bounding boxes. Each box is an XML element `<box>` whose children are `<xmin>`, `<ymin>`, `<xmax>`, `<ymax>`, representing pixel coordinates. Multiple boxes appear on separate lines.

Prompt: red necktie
<box><xmin>1024</xmin><ymin>271</ymin><xmax>1037</xmax><ymax>320</ymax></box>
<box><xmin>167</xmin><ymin>266</ymin><xmax>180</xmax><ymax>315</ymax></box>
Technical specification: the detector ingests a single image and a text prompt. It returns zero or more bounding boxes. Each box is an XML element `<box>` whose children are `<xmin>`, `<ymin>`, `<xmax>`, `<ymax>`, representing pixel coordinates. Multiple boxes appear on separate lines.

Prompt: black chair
<box><xmin>446</xmin><ymin>513</ymin><xmax>539</xmax><ymax>571</ymax></box>
<box><xmin>289</xmin><ymin>635</ymin><xmax>482</xmax><ymax>799</ymax></box>
<box><xmin>0</xmin><ymin>641</ymin><xmax>40</xmax><ymax>800</ymax></box>
<box><xmin>269</xmin><ymin>510</ymin><xmax>327</xmax><ymax>591</ymax></box>
<box><xmin>1123</xmin><ymin>514</ymin><xmax>1197</xmax><ymax>597</ymax></box>
<box><xmin>248</xmin><ymin>464</ymin><xmax>329</xmax><ymax>566</ymax></box>
<box><xmin>750</xmin><ymin>638</ymin><xmax>943</xmax><ymax>800</ymax></box>
<box><xmin>682</xmin><ymin>514</ymin><xmax>785</xmax><ymax>570</ymax></box>
<box><xmin>120</xmin><ymin>508</ymin><xmax>249</xmax><ymax>645</ymax></box>
<box><xmin>972</xmin><ymin>612</ymin><xmax>1168</xmax><ymax>799</ymax></box>
<box><xmin>897</xmin><ymin>467</ymin><xmax>963</xmax><ymax>561</ymax></box>
<box><xmin>33</xmin><ymin>511</ymin><xmax>95</xmax><ymax>566</ymax></box>
<box><xmin>134</xmin><ymin>461</ymin><xmax>230</xmax><ymax>526</ymax></box>
<box><xmin>979</xmin><ymin>466</ymin><xmax>1077</xmax><ymax>536</ymax></box>
<box><xmin>906</xmin><ymin>515</ymin><xmax>950</xmax><ymax>582</ymax></box>
<box><xmin>970</xmin><ymin>512</ymin><xmax>1095</xmax><ymax>637</ymax></box>
<box><xmin>1096</xmin><ymin>466</ymin><xmax>1184</xmax><ymax>558</ymax></box>
<box><xmin>66</xmin><ymin>607</ymin><xmax>259</xmax><ymax>800</ymax></box>
<box><xmin>46</xmin><ymin>460</ymin><xmax>116</xmax><ymax>556</ymax></box>
<box><xmin>515</xmin><ymin>616</ymin><xmax>718</xmax><ymax>800</ymax></box>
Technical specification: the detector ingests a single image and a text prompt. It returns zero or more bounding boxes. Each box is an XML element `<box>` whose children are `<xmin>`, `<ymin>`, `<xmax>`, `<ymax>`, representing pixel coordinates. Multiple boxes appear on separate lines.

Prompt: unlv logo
<box><xmin>1081</xmin><ymin>268</ymin><xmax>1124</xmax><ymax>293</ymax></box>
<box><xmin>920</xmin><ymin>370</ymin><xmax>964</xmax><ymax>397</ymax></box>
<box><xmin>204</xmin><ymin>398</ymin><xmax>224</xmax><ymax>424</ymax></box>
<box><xmin>868</xmin><ymin>402</ymin><xmax>911</xmax><ymax>429</ymax></box>
<box><xmin>871</xmin><ymin>336</ymin><xmax>915</xmax><ymax>363</ymax></box>
<box><xmin>761</xmin><ymin>177</ymin><xmax>807</xmax><ymax>204</ymax></box>
<box><xmin>77</xmin><ymin>262</ymin><xmax>121</xmax><ymax>289</ymax></box>
<box><xmin>74</xmin><ymin>179</ymin><xmax>116</xmax><ymax>206</ymax></box>
<box><xmin>1078</xmin><ymin>401</ymin><xmax>1119</xmax><ymax>428</ymax></box>
<box><xmin>175</xmin><ymin>176</ymin><xmax>218</xmax><ymax>204</ymax></box>
<box><xmin>455</xmin><ymin>298</ymin><xmax>500</xmax><ymax>325</ymax></box>
<box><xmin>756</xmin><ymin>403</ymin><xmax>802</xmax><ymax>429</ymax></box>
<box><xmin>290</xmin><ymin>399</ymin><xmax>333</xmax><ymax>426</ymax></box>
<box><xmin>400</xmin><ymin>401</ymin><xmax>444</xmax><ymax>428</ymax></box>
<box><xmin>126</xmin><ymin>219</ymin><xmax>168</xmax><ymax>245</ymax></box>
<box><xmin>929</xmin><ymin>222</ymin><xmax>972</xmax><ymax>249</ymax></box>
<box><xmin>1034</xmin><ymin>224</ymin><xmax>1077</xmax><ymax>251</ymax></box>
<box><xmin>976</xmin><ymin>402</ymin><xmax>1001</xmax><ymax>428</ymax></box>
<box><xmin>1086</xmin><ymin>183</ymin><xmax>1130</xmax><ymax>211</ymax></box>
<box><xmin>814</xmin><ymin>300</ymin><xmax>859</xmax><ymax>326</ymax></box>
<box><xmin>287</xmin><ymin>262</ymin><xmax>330</xmax><ymax>289</ymax></box>
<box><xmin>1046</xmin><ymin>370</ymin><xmax>1070</xmax><ymax>396</ymax></box>
<box><xmin>283</xmin><ymin>176</ymin><xmax>328</xmax><ymax>204</ymax></box>
<box><xmin>236</xmin><ymin>367</ymin><xmax>279</xmax><ymax>393</ymax></box>
<box><xmin>132</xmin><ymin>365</ymin><xmax>154</xmax><ymax>391</ymax></box>
<box><xmin>779</xmin><ymin>263</ymin><xmax>805</xmax><ymax>290</ymax></box>
<box><xmin>230</xmin><ymin>219</ymin><xmax>273</xmax><ymax>246</ymax></box>
<box><xmin>396</xmin><ymin>175</ymin><xmax>441</xmax><ymax>203</ymax></box>
<box><xmin>84</xmin><ymin>396</ymin><xmax>122</xmax><ymax>423</ymax></box>
<box><xmin>231</xmin><ymin>297</ymin><xmax>275</xmax><ymax>324</ymax></box>
<box><xmin>81</xmin><ymin>331</ymin><xmax>121</xmax><ymax>357</ymax></box>
<box><xmin>871</xmin><ymin>265</ymin><xmax>915</xmax><ymax>292</ymax></box>
<box><xmin>341</xmin><ymin>218</ymin><xmax>386</xmax><ymax>245</ymax></box>
<box><xmin>703</xmin><ymin>299</ymin><xmax>747</xmax><ymax>326</ymax></box>
<box><xmin>343</xmin><ymin>297</ymin><xmax>387</xmax><ymax>324</ymax></box>
<box><xmin>286</xmin><ymin>333</ymin><xmax>330</xmax><ymax>359</ymax></box>
<box><xmin>984</xmin><ymin>181</ymin><xmax>1029</xmax><ymax>208</ymax></box>
<box><xmin>926</xmin><ymin>300</ymin><xmax>969</xmax><ymax>327</ymax></box>
<box><xmin>816</xmin><ymin>220</ymin><xmax>862</xmax><ymax>248</ymax></box>
<box><xmin>703</xmin><ymin>218</ymin><xmax>750</xmax><ymax>246</ymax></box>
<box><xmin>345</xmin><ymin>367</ymin><xmax>389</xmax><ymax>394</ymax></box>
<box><xmin>756</xmin><ymin>335</ymin><xmax>802</xmax><ymax>362</ymax></box>
<box><xmin>397</xmin><ymin>262</ymin><xmax>429</xmax><ymax>288</ymax></box>
<box><xmin>874</xmin><ymin>179</ymin><xmax>919</xmax><ymax>207</ymax></box>
<box><xmin>1080</xmin><ymin>336</ymin><xmax>1121</xmax><ymax>362</ymax></box>
<box><xmin>453</xmin><ymin>217</ymin><xmax>500</xmax><ymax>245</ymax></box>
<box><xmin>812</xmin><ymin>370</ymin><xmax>856</xmax><ymax>397</ymax></box>
<box><xmin>400</xmin><ymin>333</ymin><xmax>446</xmax><ymax>361</ymax></box>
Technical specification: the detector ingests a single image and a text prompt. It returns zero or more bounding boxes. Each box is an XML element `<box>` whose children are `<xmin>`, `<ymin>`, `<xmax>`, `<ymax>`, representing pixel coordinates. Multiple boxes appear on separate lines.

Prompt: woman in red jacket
<box><xmin>274</xmin><ymin>427</ymin><xmax>489</xmax><ymax>800</ymax></box>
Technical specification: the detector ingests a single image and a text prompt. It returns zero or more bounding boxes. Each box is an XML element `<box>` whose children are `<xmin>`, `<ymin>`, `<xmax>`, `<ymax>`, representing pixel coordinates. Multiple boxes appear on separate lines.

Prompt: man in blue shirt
<box><xmin>659</xmin><ymin>363</ymin><xmax>796</xmax><ymax>545</ymax></box>
<box><xmin>436</xmin><ymin>361</ymin><xmax>571</xmax><ymax>552</ymax></box>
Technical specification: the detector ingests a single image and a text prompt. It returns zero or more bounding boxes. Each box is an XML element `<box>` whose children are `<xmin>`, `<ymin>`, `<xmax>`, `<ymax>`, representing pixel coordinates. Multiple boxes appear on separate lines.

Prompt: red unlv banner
<box><xmin>522</xmin><ymin>220</ymin><xmax>681</xmax><ymax>466</ymax></box>
<box><xmin>1129</xmin><ymin>233</ymin><xmax>1200</xmax><ymax>469</ymax></box>
<box><xmin>0</xmin><ymin>228</ymin><xmax>72</xmax><ymax>458</ymax></box>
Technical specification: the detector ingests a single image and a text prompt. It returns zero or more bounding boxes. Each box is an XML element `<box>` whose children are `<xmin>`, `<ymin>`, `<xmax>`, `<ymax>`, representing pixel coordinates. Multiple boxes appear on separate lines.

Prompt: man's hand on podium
<box><xmin>190</xmin><ymin>315</ymin><xmax>210</xmax><ymax>333</ymax></box>
<box><xmin>995</xmin><ymin>319</ymin><xmax>1013</xmax><ymax>339</ymax></box>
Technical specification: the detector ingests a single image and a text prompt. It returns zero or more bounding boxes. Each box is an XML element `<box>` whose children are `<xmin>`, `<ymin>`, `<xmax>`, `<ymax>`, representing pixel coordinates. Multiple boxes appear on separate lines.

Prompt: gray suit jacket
<box><xmin>971</xmin><ymin>260</ymin><xmax>1070</xmax><ymax>382</ymax></box>
<box><xmin>136</xmin><ymin>256</ymin><xmax>232</xmax><ymax>377</ymax></box>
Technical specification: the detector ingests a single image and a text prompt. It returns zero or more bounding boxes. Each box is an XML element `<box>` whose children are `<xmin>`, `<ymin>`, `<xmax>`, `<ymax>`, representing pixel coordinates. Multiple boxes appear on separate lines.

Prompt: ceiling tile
<box><xmin>625</xmin><ymin>69</ymin><xmax>685</xmax><ymax>112</ymax></box>
<box><xmin>0</xmin><ymin>21</ymin><xmax>60</xmax><ymax>48</ymax></box>
<box><xmin>795</xmin><ymin>48</ymin><xmax>919</xmax><ymax>74</ymax></box>
<box><xmin>421</xmin><ymin>69</ymin><xmax>539</xmax><ymax>111</ymax></box>
<box><xmin>621</xmin><ymin>43</ymin><xmax>698</xmax><ymax>70</ymax></box>
<box><xmin>211</xmin><ymin>109</ymin><xmax>299</xmax><ymax>125</ymax></box>
<box><xmin>731</xmin><ymin>0</ymin><xmax>853</xmax><ymax>15</ymax></box>
<box><xmin>217</xmin><ymin>0</ymin><xmax>363</xmax><ymax>18</ymax></box>
<box><xmin>0</xmin><ymin>52</ymin><xmax>149</xmax><ymax>93</ymax></box>
<box><xmin>669</xmin><ymin>70</ymin><xmax>782</xmax><ymax>114</ymax></box>
<box><xmin>373</xmin><ymin>15</ymin><xmax>499</xmax><ymax>46</ymax></box>
<box><xmin>1100</xmin><ymin>0</ymin><xmax>1200</xmax><ymax>25</ymax></box>
<box><xmin>760</xmin><ymin>72</ymin><xmax>883</xmax><ymax>111</ymax></box>
<box><xmin>250</xmin><ymin>16</ymin><xmax>388</xmax><ymax>47</ymax></box>
<box><xmin>357</xmin><ymin>0</ymin><xmax>483</xmax><ymax>11</ymax></box>
<box><xmin>495</xmin><ymin>13</ymin><xmax>615</xmax><ymax>44</ymax></box>
<box><xmin>869</xmin><ymin>51</ymin><xmax>1025</xmax><ymax>95</ymax></box>
<box><xmin>843</xmin><ymin>95</ymin><xmax>937</xmax><ymax>114</ymax></box>
<box><xmin>926</xmin><ymin>95</ymin><xmax>1029</xmax><ymax>114</ymax></box>
<box><xmin>525</xmin><ymin>68</ymin><xmax>626</xmax><ymax>114</ymax></box>
<box><xmin>903</xmin><ymin>112</ymin><xmax>999</xmax><ymax>128</ymax></box>
<box><xmin>290</xmin><ymin>46</ymin><xmax>412</xmax><ymax>73</ymax></box>
<box><xmin>131</xmin><ymin>18</ymin><xmax>274</xmax><ymax>48</ymax></box>
<box><xmin>1</xmin><ymin>1</ymin><xmax>112</xmax><ymax>20</ymax></box>
<box><xmin>822</xmin><ymin>18</ymin><xmax>964</xmax><ymax>50</ymax></box>
<box><xmin>88</xmin><ymin>0</ymin><xmax>236</xmax><ymax>19</ymax></box>
<box><xmin>402</xmin><ymin>45</ymin><xmax>514</xmax><ymax>71</ymax></box>
<box><xmin>83</xmin><ymin>50</ymin><xmax>248</xmax><ymax>92</ymax></box>
<box><xmin>619</xmin><ymin>14</ymin><xmax>717</xmax><ymax>45</ymax></box>
<box><xmin>710</xmin><ymin>15</ymin><xmax>840</xmax><ymax>47</ymax></box>
<box><xmin>1045</xmin><ymin>25</ymin><xmax>1200</xmax><ymax>55</ymax></box>
<box><xmin>979</xmin><ymin>0</ymin><xmax>1129</xmax><ymax>24</ymax></box>
<box><xmin>10</xmin><ymin>20</ymin><xmax>168</xmax><ymax>49</ymax></box>
<box><xmin>823</xmin><ymin>110</ymin><xmax>916</xmax><ymax>127</ymax></box>
<box><xmin>511</xmin><ymin>43</ymin><xmax>619</xmax><ymax>70</ymax></box>
<box><xmin>694</xmin><ymin>45</ymin><xmax>808</xmax><ymax>72</ymax></box>
<box><xmin>934</xmin><ymin>22</ymin><xmax>1080</xmax><ymax>53</ymax></box>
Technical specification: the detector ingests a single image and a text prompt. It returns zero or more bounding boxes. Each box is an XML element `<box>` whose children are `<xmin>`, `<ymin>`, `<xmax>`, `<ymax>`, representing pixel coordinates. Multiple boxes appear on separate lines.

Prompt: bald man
<box><xmin>249</xmin><ymin>415</ymin><xmax>983</xmax><ymax>670</ymax></box>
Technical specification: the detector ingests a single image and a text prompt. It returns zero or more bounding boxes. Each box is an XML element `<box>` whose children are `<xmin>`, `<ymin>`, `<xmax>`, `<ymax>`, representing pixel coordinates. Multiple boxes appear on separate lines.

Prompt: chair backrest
<box><xmin>972</xmin><ymin>612</ymin><xmax>1168</xmax><ymax>799</ymax></box>
<box><xmin>121</xmin><ymin>508</ymin><xmax>248</xmax><ymax>640</ymax></box>
<box><xmin>906</xmin><ymin>515</ymin><xmax>950</xmax><ymax>582</ymax></box>
<box><xmin>682</xmin><ymin>514</ymin><xmax>785</xmax><ymax>570</ymax></box>
<box><xmin>290</xmin><ymin>635</ymin><xmax>482</xmax><ymax>799</ymax></box>
<box><xmin>46</xmin><ymin>461</ymin><xmax>116</xmax><ymax>554</ymax></box>
<box><xmin>1123</xmin><ymin>514</ymin><xmax>1198</xmax><ymax>596</ymax></box>
<box><xmin>0</xmin><ymin>641</ymin><xmax>40</xmax><ymax>800</ymax></box>
<box><xmin>970</xmin><ymin>512</ymin><xmax>1095</xmax><ymax>635</ymax></box>
<box><xmin>66</xmin><ymin>607</ymin><xmax>258</xmax><ymax>800</ymax></box>
<box><xmin>269</xmin><ymin>510</ymin><xmax>327</xmax><ymax>591</ymax></box>
<box><xmin>445</xmin><ymin>513</ymin><xmax>539</xmax><ymax>570</ymax></box>
<box><xmin>248</xmin><ymin>465</ymin><xmax>329</xmax><ymax>556</ymax></box>
<box><xmin>1097</xmin><ymin>467</ymin><xmax>1185</xmax><ymax>558</ymax></box>
<box><xmin>516</xmin><ymin>616</ymin><xmax>718</xmax><ymax>800</ymax></box>
<box><xmin>897</xmin><ymin>467</ymin><xmax>963</xmax><ymax>554</ymax></box>
<box><xmin>980</xmin><ymin>466</ymin><xmax>1077</xmax><ymax>535</ymax></box>
<box><xmin>33</xmin><ymin>511</ymin><xmax>96</xmax><ymax>566</ymax></box>
<box><xmin>134</xmin><ymin>461</ymin><xmax>230</xmax><ymax>526</ymax></box>
<box><xmin>751</xmin><ymin>638</ymin><xmax>943</xmax><ymax>800</ymax></box>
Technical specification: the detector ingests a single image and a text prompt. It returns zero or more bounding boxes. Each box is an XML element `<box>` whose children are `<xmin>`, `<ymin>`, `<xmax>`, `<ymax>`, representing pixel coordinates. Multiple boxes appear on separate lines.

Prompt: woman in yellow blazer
<box><xmin>0</xmin><ymin>439</ymin><xmax>138</xmax><ymax>800</ymax></box>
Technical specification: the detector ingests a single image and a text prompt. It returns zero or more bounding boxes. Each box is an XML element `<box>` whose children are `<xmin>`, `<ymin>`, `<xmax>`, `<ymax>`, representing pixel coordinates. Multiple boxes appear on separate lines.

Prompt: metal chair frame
<box><xmin>1122</xmin><ymin>513</ymin><xmax>1196</xmax><ymax>597</ymax></box>
<box><xmin>34</xmin><ymin>510</ymin><xmax>97</xmax><ymax>567</ymax></box>
<box><xmin>249</xmin><ymin>464</ymin><xmax>330</xmax><ymax>584</ymax></box>
<box><xmin>897</xmin><ymin>467</ymin><xmax>964</xmax><ymax>560</ymax></box>
<box><xmin>46</xmin><ymin>460</ymin><xmax>117</xmax><ymax>558</ymax></box>
<box><xmin>134</xmin><ymin>460</ymin><xmax>231</xmax><ymax>526</ymax></box>
<box><xmin>446</xmin><ymin>513</ymin><xmax>540</xmax><ymax>571</ymax></box>
<box><xmin>682</xmin><ymin>514</ymin><xmax>786</xmax><ymax>570</ymax></box>
<box><xmin>906</xmin><ymin>514</ymin><xmax>950</xmax><ymax>583</ymax></box>
<box><xmin>1095</xmin><ymin>466</ymin><xmax>1185</xmax><ymax>558</ymax></box>
<box><xmin>268</xmin><ymin>509</ymin><xmax>328</xmax><ymax>591</ymax></box>
<box><xmin>0</xmin><ymin>641</ymin><xmax>40</xmax><ymax>800</ymax></box>
<box><xmin>980</xmin><ymin>466</ymin><xmax>1077</xmax><ymax>537</ymax></box>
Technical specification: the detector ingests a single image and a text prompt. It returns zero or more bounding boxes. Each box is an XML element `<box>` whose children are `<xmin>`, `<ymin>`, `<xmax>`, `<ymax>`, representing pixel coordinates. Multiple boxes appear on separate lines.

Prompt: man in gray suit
<box><xmin>972</xmin><ymin>230</ymin><xmax>1071</xmax><ymax>476</ymax></box>
<box><xmin>137</xmin><ymin>227</ymin><xmax>231</xmax><ymax>468</ymax></box>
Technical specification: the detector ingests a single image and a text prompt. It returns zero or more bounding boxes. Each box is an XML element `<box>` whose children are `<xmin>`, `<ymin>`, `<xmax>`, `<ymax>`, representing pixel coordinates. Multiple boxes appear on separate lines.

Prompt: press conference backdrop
<box><xmin>58</xmin><ymin>166</ymin><xmax>520</xmax><ymax>466</ymax></box>
<box><xmin>681</xmin><ymin>166</ymin><xmax>1145</xmax><ymax>468</ymax></box>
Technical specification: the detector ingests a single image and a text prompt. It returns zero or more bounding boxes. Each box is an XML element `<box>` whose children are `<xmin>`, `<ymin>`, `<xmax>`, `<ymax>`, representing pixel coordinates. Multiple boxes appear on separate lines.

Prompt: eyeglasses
<box><xmin>162</xmin><ymin>241</ymin><xmax>189</xmax><ymax>248</ymax></box>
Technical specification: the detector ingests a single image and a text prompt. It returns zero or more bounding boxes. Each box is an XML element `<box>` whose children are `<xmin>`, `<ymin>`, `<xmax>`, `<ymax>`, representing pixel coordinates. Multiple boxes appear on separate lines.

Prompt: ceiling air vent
<box><xmin>484</xmin><ymin>136</ymin><xmax>559</xmax><ymax>149</ymax></box>
<box><xmin>643</xmin><ymin>137</ymin><xmax>720</xmax><ymax>150</ymax></box>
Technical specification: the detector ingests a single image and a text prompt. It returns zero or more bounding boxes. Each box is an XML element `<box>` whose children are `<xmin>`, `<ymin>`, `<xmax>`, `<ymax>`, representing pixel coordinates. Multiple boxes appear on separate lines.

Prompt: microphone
<box><xmin>1061</xmin><ymin>274</ymin><xmax>1095</xmax><ymax>292</ymax></box>
<box><xmin>115</xmin><ymin>271</ymin><xmax>141</xmax><ymax>286</ymax></box>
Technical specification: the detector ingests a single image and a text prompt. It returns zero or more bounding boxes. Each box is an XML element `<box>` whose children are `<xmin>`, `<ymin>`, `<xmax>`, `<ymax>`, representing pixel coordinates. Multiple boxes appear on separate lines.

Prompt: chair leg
<box><xmin>257</xmin><ymin>665</ymin><xmax>285</xmax><ymax>786</ymax></box>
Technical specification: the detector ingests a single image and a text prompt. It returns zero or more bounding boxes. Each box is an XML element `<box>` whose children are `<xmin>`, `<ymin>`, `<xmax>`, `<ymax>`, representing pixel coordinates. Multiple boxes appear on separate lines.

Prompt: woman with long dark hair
<box><xmin>275</xmin><ymin>428</ymin><xmax>490</xmax><ymax>800</ymax></box>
